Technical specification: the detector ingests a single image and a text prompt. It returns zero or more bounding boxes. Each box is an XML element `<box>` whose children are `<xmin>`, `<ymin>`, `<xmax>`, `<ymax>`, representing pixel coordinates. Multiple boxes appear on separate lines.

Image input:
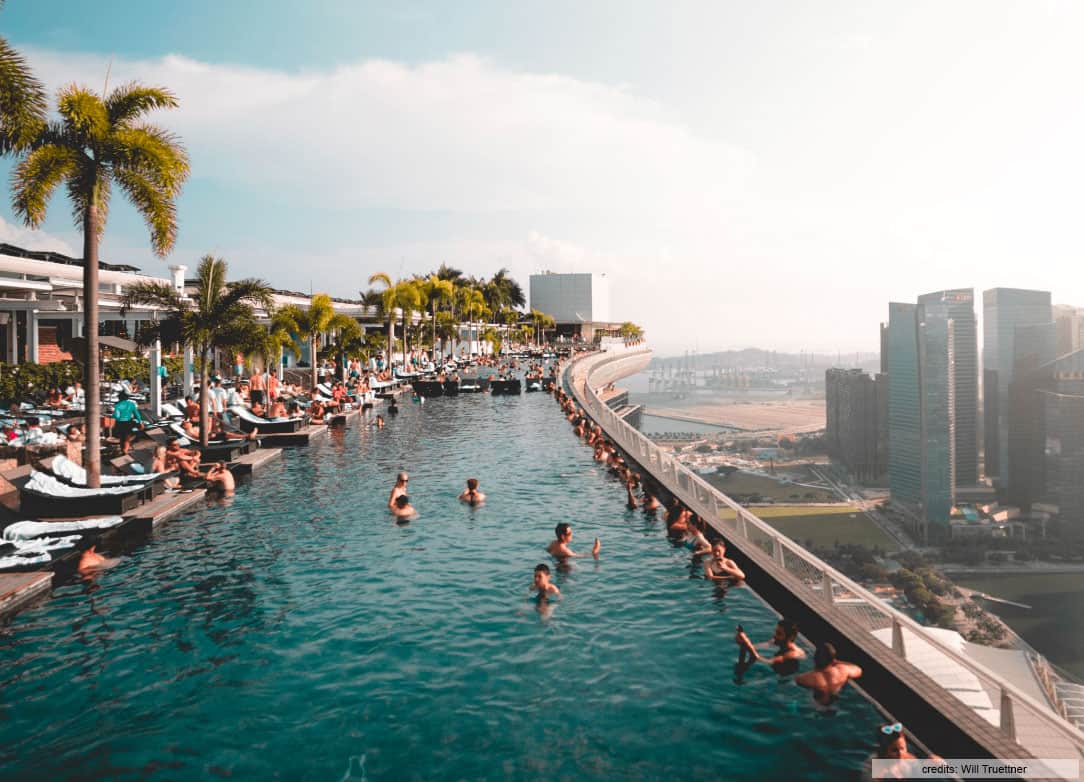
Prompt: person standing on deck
<box><xmin>268</xmin><ymin>369</ymin><xmax>280</xmax><ymax>404</ymax></box>
<box><xmin>112</xmin><ymin>391</ymin><xmax>144</xmax><ymax>455</ymax></box>
<box><xmin>249</xmin><ymin>369</ymin><xmax>266</xmax><ymax>407</ymax></box>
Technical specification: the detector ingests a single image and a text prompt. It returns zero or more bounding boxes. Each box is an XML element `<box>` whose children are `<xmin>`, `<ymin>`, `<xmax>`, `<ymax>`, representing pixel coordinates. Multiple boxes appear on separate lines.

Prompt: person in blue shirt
<box><xmin>112</xmin><ymin>390</ymin><xmax>144</xmax><ymax>455</ymax></box>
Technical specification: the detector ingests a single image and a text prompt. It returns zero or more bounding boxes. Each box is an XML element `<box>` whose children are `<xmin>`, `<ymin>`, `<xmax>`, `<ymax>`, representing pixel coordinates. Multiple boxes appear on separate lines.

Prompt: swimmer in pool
<box><xmin>736</xmin><ymin>618</ymin><xmax>807</xmax><ymax>675</ymax></box>
<box><xmin>795</xmin><ymin>642</ymin><xmax>862</xmax><ymax>709</ymax></box>
<box><xmin>458</xmin><ymin>477</ymin><xmax>486</xmax><ymax>505</ymax></box>
<box><xmin>391</xmin><ymin>494</ymin><xmax>416</xmax><ymax>520</ymax></box>
<box><xmin>703</xmin><ymin>540</ymin><xmax>745</xmax><ymax>583</ymax></box>
<box><xmin>77</xmin><ymin>545</ymin><xmax>118</xmax><ymax>576</ymax></box>
<box><xmin>205</xmin><ymin>462</ymin><xmax>236</xmax><ymax>496</ymax></box>
<box><xmin>388</xmin><ymin>471</ymin><xmax>409</xmax><ymax>509</ymax></box>
<box><xmin>532</xmin><ymin>563</ymin><xmax>560</xmax><ymax>598</ymax></box>
<box><xmin>547</xmin><ymin>522</ymin><xmax>600</xmax><ymax>560</ymax></box>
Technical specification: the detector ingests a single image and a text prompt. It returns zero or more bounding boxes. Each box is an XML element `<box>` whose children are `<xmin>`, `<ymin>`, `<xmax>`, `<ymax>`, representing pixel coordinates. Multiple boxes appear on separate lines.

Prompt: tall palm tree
<box><xmin>483</xmin><ymin>267</ymin><xmax>525</xmax><ymax>317</ymax></box>
<box><xmin>275</xmin><ymin>293</ymin><xmax>359</xmax><ymax>388</ymax></box>
<box><xmin>458</xmin><ymin>286</ymin><xmax>486</xmax><ymax>357</ymax></box>
<box><xmin>12</xmin><ymin>82</ymin><xmax>188</xmax><ymax>486</ymax></box>
<box><xmin>422</xmin><ymin>275</ymin><xmax>454</xmax><ymax>359</ymax></box>
<box><xmin>392</xmin><ymin>279</ymin><xmax>424</xmax><ymax>360</ymax></box>
<box><xmin>530</xmin><ymin>309</ymin><xmax>556</xmax><ymax>348</ymax></box>
<box><xmin>123</xmin><ymin>255</ymin><xmax>272</xmax><ymax>446</ymax></box>
<box><xmin>367</xmin><ymin>272</ymin><xmax>396</xmax><ymax>366</ymax></box>
<box><xmin>434</xmin><ymin>262</ymin><xmax>463</xmax><ymax>283</ymax></box>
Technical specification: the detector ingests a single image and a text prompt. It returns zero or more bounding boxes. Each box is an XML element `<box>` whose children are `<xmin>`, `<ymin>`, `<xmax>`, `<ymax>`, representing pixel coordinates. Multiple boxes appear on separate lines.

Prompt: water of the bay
<box><xmin>0</xmin><ymin>393</ymin><xmax>881</xmax><ymax>780</ymax></box>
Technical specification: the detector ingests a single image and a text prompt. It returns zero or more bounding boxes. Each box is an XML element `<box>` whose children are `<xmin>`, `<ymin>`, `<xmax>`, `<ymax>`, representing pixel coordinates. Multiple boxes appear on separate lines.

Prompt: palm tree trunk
<box><xmin>387</xmin><ymin>313</ymin><xmax>394</xmax><ymax>368</ymax></box>
<box><xmin>431</xmin><ymin>302</ymin><xmax>437</xmax><ymax>361</ymax></box>
<box><xmin>83</xmin><ymin>191</ymin><xmax>102</xmax><ymax>489</ymax></box>
<box><xmin>310</xmin><ymin>335</ymin><xmax>318</xmax><ymax>390</ymax></box>
<box><xmin>198</xmin><ymin>349</ymin><xmax>210</xmax><ymax>447</ymax></box>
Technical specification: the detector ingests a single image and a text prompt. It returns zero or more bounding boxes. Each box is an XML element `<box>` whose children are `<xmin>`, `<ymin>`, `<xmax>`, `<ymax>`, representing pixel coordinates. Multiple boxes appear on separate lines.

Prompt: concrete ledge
<box><xmin>256</xmin><ymin>425</ymin><xmax>328</xmax><ymax>447</ymax></box>
<box><xmin>228</xmin><ymin>447</ymin><xmax>283</xmax><ymax>476</ymax></box>
<box><xmin>0</xmin><ymin>571</ymin><xmax>51</xmax><ymax>617</ymax></box>
<box><xmin>123</xmin><ymin>488</ymin><xmax>207</xmax><ymax>529</ymax></box>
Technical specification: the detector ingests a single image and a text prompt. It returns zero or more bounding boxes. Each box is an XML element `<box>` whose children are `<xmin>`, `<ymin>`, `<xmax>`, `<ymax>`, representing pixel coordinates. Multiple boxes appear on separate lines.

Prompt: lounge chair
<box><xmin>165</xmin><ymin>422</ymin><xmax>253</xmax><ymax>457</ymax></box>
<box><xmin>229</xmin><ymin>405</ymin><xmax>304</xmax><ymax>434</ymax></box>
<box><xmin>18</xmin><ymin>470</ymin><xmax>146</xmax><ymax>517</ymax></box>
<box><xmin>42</xmin><ymin>455</ymin><xmax>163</xmax><ymax>495</ymax></box>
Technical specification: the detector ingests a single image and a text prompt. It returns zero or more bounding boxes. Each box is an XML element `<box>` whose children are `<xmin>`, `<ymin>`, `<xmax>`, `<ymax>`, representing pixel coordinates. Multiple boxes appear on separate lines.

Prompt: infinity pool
<box><xmin>0</xmin><ymin>392</ymin><xmax>880</xmax><ymax>780</ymax></box>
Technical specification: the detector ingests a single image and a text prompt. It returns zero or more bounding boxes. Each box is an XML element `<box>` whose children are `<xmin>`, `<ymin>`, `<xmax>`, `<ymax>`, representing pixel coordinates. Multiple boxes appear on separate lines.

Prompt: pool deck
<box><xmin>256</xmin><ymin>424</ymin><xmax>329</xmax><ymax>447</ymax></box>
<box><xmin>0</xmin><ymin>571</ymin><xmax>51</xmax><ymax>617</ymax></box>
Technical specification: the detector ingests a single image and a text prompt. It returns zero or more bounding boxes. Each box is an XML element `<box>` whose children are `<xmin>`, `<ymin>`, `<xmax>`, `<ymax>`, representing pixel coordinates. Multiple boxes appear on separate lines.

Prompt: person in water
<box><xmin>78</xmin><ymin>545</ymin><xmax>118</xmax><ymax>576</ymax></box>
<box><xmin>391</xmin><ymin>494</ymin><xmax>416</xmax><ymax>520</ymax></box>
<box><xmin>205</xmin><ymin>462</ymin><xmax>236</xmax><ymax>496</ymax></box>
<box><xmin>374</xmin><ymin>415</ymin><xmax>385</xmax><ymax>429</ymax></box>
<box><xmin>547</xmin><ymin>522</ymin><xmax>600</xmax><ymax>560</ymax></box>
<box><xmin>703</xmin><ymin>540</ymin><xmax>745</xmax><ymax>583</ymax></box>
<box><xmin>459</xmin><ymin>477</ymin><xmax>485</xmax><ymax>505</ymax></box>
<box><xmin>532</xmin><ymin>563</ymin><xmax>560</xmax><ymax>599</ymax></box>
<box><xmin>388</xmin><ymin>472</ymin><xmax>409</xmax><ymax>509</ymax></box>
<box><xmin>795</xmin><ymin>642</ymin><xmax>863</xmax><ymax>710</ymax></box>
<box><xmin>736</xmin><ymin>618</ymin><xmax>806</xmax><ymax>675</ymax></box>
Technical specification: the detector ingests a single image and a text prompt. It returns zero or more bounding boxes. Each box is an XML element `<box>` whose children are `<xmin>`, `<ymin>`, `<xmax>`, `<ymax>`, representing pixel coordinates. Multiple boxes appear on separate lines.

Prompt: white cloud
<box><xmin>0</xmin><ymin>216</ymin><xmax>75</xmax><ymax>255</ymax></box>
<box><xmin>23</xmin><ymin>49</ymin><xmax>753</xmax><ymax>216</ymax></box>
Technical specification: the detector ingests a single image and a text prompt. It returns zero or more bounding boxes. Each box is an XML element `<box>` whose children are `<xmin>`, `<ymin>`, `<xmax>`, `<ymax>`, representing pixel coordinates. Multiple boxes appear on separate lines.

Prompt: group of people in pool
<box><xmin>385</xmin><ymin>471</ymin><xmax>487</xmax><ymax>522</ymax></box>
<box><xmin>553</xmin><ymin>375</ymin><xmax>933</xmax><ymax>777</ymax></box>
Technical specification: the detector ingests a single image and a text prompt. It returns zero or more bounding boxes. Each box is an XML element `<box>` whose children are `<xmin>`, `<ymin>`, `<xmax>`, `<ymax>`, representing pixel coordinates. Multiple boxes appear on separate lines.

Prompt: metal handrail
<box><xmin>566</xmin><ymin>344</ymin><xmax>1084</xmax><ymax>759</ymax></box>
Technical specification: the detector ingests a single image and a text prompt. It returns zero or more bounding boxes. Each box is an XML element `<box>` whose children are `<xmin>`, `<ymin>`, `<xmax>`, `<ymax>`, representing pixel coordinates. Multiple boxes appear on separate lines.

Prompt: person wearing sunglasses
<box><xmin>388</xmin><ymin>472</ymin><xmax>409</xmax><ymax>509</ymax></box>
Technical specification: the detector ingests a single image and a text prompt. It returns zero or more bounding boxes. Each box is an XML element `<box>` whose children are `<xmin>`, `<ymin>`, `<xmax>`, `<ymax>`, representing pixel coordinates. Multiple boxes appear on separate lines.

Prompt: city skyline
<box><xmin>3</xmin><ymin>2</ymin><xmax>1084</xmax><ymax>354</ymax></box>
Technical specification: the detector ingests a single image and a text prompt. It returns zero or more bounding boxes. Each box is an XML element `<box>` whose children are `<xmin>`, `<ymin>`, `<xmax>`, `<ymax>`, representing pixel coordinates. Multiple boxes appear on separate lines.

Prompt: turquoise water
<box><xmin>0</xmin><ymin>393</ymin><xmax>880</xmax><ymax>780</ymax></box>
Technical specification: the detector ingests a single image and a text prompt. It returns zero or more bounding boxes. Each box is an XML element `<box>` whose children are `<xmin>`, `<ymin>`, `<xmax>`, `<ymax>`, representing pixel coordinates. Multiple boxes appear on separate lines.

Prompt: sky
<box><xmin>2</xmin><ymin>1</ymin><xmax>1084</xmax><ymax>355</ymax></box>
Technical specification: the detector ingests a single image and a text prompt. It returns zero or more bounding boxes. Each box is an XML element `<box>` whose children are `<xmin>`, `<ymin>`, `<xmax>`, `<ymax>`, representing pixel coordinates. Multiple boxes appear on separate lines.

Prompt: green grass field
<box><xmin>705</xmin><ymin>470</ymin><xmax>837</xmax><ymax>503</ymax></box>
<box><xmin>737</xmin><ymin>504</ymin><xmax>897</xmax><ymax>550</ymax></box>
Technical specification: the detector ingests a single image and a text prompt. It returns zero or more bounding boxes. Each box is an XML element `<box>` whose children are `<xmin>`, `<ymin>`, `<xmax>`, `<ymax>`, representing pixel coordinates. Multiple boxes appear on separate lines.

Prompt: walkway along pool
<box><xmin>0</xmin><ymin>392</ymin><xmax>881</xmax><ymax>780</ymax></box>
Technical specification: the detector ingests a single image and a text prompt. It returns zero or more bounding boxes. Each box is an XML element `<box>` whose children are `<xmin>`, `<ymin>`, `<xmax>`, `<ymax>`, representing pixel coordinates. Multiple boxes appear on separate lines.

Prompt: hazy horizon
<box><xmin>2</xmin><ymin>2</ymin><xmax>1084</xmax><ymax>356</ymax></box>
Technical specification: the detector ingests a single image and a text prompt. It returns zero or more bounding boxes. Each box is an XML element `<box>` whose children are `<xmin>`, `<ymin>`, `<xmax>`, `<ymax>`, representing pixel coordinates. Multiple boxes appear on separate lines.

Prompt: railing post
<box><xmin>739</xmin><ymin>513</ymin><xmax>748</xmax><ymax>539</ymax></box>
<box><xmin>822</xmin><ymin>571</ymin><xmax>834</xmax><ymax>604</ymax></box>
<box><xmin>891</xmin><ymin>618</ymin><xmax>907</xmax><ymax>658</ymax></box>
<box><xmin>774</xmin><ymin>536</ymin><xmax>786</xmax><ymax>567</ymax></box>
<box><xmin>1000</xmin><ymin>688</ymin><xmax>1016</xmax><ymax>740</ymax></box>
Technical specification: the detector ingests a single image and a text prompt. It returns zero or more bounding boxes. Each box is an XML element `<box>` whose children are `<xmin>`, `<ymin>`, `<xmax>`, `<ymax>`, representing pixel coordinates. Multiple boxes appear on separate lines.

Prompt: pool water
<box><xmin>0</xmin><ymin>393</ymin><xmax>880</xmax><ymax>780</ymax></box>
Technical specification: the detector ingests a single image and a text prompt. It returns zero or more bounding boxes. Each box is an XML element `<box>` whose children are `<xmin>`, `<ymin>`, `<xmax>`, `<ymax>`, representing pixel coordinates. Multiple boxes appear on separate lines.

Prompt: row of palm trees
<box><xmin>362</xmin><ymin>266</ymin><xmax>556</xmax><ymax>361</ymax></box>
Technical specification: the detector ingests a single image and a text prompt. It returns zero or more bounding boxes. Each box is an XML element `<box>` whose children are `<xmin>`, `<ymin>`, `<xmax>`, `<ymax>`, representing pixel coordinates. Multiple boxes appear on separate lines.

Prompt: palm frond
<box><xmin>220</xmin><ymin>278</ymin><xmax>275</xmax><ymax>312</ymax></box>
<box><xmin>105</xmin><ymin>82</ymin><xmax>179</xmax><ymax>126</ymax></box>
<box><xmin>56</xmin><ymin>84</ymin><xmax>108</xmax><ymax>143</ymax></box>
<box><xmin>194</xmin><ymin>255</ymin><xmax>227</xmax><ymax>311</ymax></box>
<box><xmin>111</xmin><ymin>166</ymin><xmax>177</xmax><ymax>256</ymax></box>
<box><xmin>9</xmin><ymin>143</ymin><xmax>78</xmax><ymax>226</ymax></box>
<box><xmin>121</xmin><ymin>280</ymin><xmax>184</xmax><ymax>312</ymax></box>
<box><xmin>65</xmin><ymin>157</ymin><xmax>109</xmax><ymax>233</ymax></box>
<box><xmin>110</xmin><ymin>124</ymin><xmax>189</xmax><ymax>196</ymax></box>
<box><xmin>0</xmin><ymin>36</ymin><xmax>47</xmax><ymax>153</ymax></box>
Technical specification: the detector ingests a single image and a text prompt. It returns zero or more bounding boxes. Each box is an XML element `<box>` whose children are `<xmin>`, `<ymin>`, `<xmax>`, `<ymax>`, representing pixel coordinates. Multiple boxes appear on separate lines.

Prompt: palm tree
<box><xmin>529</xmin><ymin>309</ymin><xmax>555</xmax><ymax>347</ymax></box>
<box><xmin>11</xmin><ymin>82</ymin><xmax>188</xmax><ymax>487</ymax></box>
<box><xmin>367</xmin><ymin>272</ymin><xmax>396</xmax><ymax>366</ymax></box>
<box><xmin>393</xmin><ymin>279</ymin><xmax>424</xmax><ymax>360</ymax></box>
<box><xmin>275</xmin><ymin>293</ymin><xmax>359</xmax><ymax>388</ymax></box>
<box><xmin>458</xmin><ymin>286</ymin><xmax>486</xmax><ymax>357</ymax></box>
<box><xmin>422</xmin><ymin>275</ymin><xmax>454</xmax><ymax>359</ymax></box>
<box><xmin>123</xmin><ymin>255</ymin><xmax>272</xmax><ymax>446</ymax></box>
<box><xmin>0</xmin><ymin>3</ymin><xmax>46</xmax><ymax>156</ymax></box>
<box><xmin>483</xmin><ymin>267</ymin><xmax>525</xmax><ymax>317</ymax></box>
<box><xmin>434</xmin><ymin>262</ymin><xmax>463</xmax><ymax>283</ymax></box>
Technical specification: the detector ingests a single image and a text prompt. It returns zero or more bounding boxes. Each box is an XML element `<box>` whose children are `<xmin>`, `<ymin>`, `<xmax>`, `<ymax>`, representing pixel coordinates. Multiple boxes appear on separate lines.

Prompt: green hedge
<box><xmin>0</xmin><ymin>356</ymin><xmax>185</xmax><ymax>402</ymax></box>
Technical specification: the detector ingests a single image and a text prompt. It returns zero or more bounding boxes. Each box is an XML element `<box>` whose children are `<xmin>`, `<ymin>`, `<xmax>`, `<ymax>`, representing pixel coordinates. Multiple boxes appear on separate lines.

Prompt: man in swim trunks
<box><xmin>736</xmin><ymin>618</ymin><xmax>806</xmax><ymax>675</ymax></box>
<box><xmin>389</xmin><ymin>472</ymin><xmax>409</xmax><ymax>509</ymax></box>
<box><xmin>458</xmin><ymin>478</ymin><xmax>485</xmax><ymax>505</ymax></box>
<box><xmin>703</xmin><ymin>540</ymin><xmax>744</xmax><ymax>583</ymax></box>
<box><xmin>547</xmin><ymin>522</ymin><xmax>600</xmax><ymax>560</ymax></box>
<box><xmin>795</xmin><ymin>642</ymin><xmax>862</xmax><ymax>709</ymax></box>
<box><xmin>532</xmin><ymin>563</ymin><xmax>560</xmax><ymax>599</ymax></box>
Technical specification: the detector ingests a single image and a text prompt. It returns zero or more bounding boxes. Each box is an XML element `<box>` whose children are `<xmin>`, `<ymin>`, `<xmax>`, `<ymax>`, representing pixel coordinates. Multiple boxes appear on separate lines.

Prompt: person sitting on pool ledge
<box><xmin>459</xmin><ymin>477</ymin><xmax>485</xmax><ymax>505</ymax></box>
<box><xmin>388</xmin><ymin>472</ymin><xmax>409</xmax><ymax>509</ymax></box>
<box><xmin>795</xmin><ymin>641</ymin><xmax>862</xmax><ymax>710</ymax></box>
<box><xmin>391</xmin><ymin>494</ymin><xmax>416</xmax><ymax>520</ymax></box>
<box><xmin>735</xmin><ymin>618</ymin><xmax>806</xmax><ymax>675</ymax></box>
<box><xmin>547</xmin><ymin>522</ymin><xmax>600</xmax><ymax>560</ymax></box>
<box><xmin>532</xmin><ymin>563</ymin><xmax>560</xmax><ymax>599</ymax></box>
<box><xmin>703</xmin><ymin>540</ymin><xmax>744</xmax><ymax>583</ymax></box>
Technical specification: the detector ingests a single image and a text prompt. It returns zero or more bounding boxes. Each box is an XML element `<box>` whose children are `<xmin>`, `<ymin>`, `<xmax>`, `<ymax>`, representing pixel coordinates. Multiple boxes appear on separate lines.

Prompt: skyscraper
<box><xmin>887</xmin><ymin>301</ymin><xmax>955</xmax><ymax>542</ymax></box>
<box><xmin>917</xmin><ymin>289</ymin><xmax>978</xmax><ymax>486</ymax></box>
<box><xmin>825</xmin><ymin>368</ymin><xmax>887</xmax><ymax>482</ymax></box>
<box><xmin>983</xmin><ymin>288</ymin><xmax>1052</xmax><ymax>488</ymax></box>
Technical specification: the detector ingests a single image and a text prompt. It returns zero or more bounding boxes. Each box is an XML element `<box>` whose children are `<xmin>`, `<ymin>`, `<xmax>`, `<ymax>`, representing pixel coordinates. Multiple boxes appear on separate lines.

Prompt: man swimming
<box><xmin>77</xmin><ymin>545</ymin><xmax>118</xmax><ymax>576</ymax></box>
<box><xmin>532</xmin><ymin>563</ymin><xmax>560</xmax><ymax>599</ymax></box>
<box><xmin>547</xmin><ymin>522</ymin><xmax>600</xmax><ymax>560</ymax></box>
<box><xmin>391</xmin><ymin>494</ymin><xmax>416</xmax><ymax>520</ymax></box>
<box><xmin>388</xmin><ymin>472</ymin><xmax>409</xmax><ymax>509</ymax></box>
<box><xmin>736</xmin><ymin>618</ymin><xmax>807</xmax><ymax>675</ymax></box>
<box><xmin>703</xmin><ymin>540</ymin><xmax>745</xmax><ymax>583</ymax></box>
<box><xmin>795</xmin><ymin>642</ymin><xmax>863</xmax><ymax>709</ymax></box>
<box><xmin>458</xmin><ymin>477</ymin><xmax>486</xmax><ymax>505</ymax></box>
